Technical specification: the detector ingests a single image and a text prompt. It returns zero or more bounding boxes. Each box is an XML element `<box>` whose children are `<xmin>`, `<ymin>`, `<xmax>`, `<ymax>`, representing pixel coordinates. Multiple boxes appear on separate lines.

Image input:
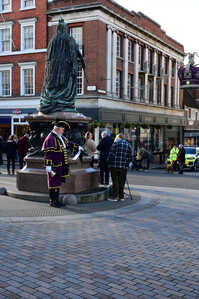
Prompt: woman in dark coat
<box><xmin>6</xmin><ymin>135</ymin><xmax>17</xmax><ymax>175</ymax></box>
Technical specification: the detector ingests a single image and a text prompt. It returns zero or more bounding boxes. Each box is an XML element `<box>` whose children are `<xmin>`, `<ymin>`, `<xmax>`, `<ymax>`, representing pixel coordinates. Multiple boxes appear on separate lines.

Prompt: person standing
<box><xmin>42</xmin><ymin>120</ymin><xmax>81</xmax><ymax>207</ymax></box>
<box><xmin>177</xmin><ymin>144</ymin><xmax>185</xmax><ymax>174</ymax></box>
<box><xmin>84</xmin><ymin>131</ymin><xmax>96</xmax><ymax>167</ymax></box>
<box><xmin>17</xmin><ymin>133</ymin><xmax>31</xmax><ymax>169</ymax></box>
<box><xmin>108</xmin><ymin>133</ymin><xmax>133</xmax><ymax>201</ymax></box>
<box><xmin>97</xmin><ymin>131</ymin><xmax>113</xmax><ymax>186</ymax></box>
<box><xmin>169</xmin><ymin>144</ymin><xmax>179</xmax><ymax>171</ymax></box>
<box><xmin>5</xmin><ymin>135</ymin><xmax>17</xmax><ymax>175</ymax></box>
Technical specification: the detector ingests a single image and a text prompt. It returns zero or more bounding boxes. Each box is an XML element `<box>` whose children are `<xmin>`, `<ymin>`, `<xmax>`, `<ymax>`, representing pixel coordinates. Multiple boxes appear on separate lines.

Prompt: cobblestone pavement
<box><xmin>0</xmin><ymin>171</ymin><xmax>199</xmax><ymax>298</ymax></box>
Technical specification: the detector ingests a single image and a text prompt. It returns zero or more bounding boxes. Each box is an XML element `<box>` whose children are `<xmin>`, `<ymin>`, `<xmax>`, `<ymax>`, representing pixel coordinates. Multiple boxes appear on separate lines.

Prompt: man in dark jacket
<box><xmin>177</xmin><ymin>144</ymin><xmax>185</xmax><ymax>174</ymax></box>
<box><xmin>97</xmin><ymin>131</ymin><xmax>113</xmax><ymax>186</ymax></box>
<box><xmin>108</xmin><ymin>133</ymin><xmax>133</xmax><ymax>201</ymax></box>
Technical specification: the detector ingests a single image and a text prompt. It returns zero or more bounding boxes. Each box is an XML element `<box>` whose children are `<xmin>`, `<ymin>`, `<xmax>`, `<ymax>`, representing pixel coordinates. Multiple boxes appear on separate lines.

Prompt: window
<box><xmin>148</xmin><ymin>50</ymin><xmax>153</xmax><ymax>74</ymax></box>
<box><xmin>171</xmin><ymin>86</ymin><xmax>174</xmax><ymax>107</ymax></box>
<box><xmin>138</xmin><ymin>77</ymin><xmax>144</xmax><ymax>101</ymax></box>
<box><xmin>128</xmin><ymin>74</ymin><xmax>133</xmax><ymax>100</ymax></box>
<box><xmin>165</xmin><ymin>57</ymin><xmax>168</xmax><ymax>75</ymax></box>
<box><xmin>21</xmin><ymin>0</ymin><xmax>35</xmax><ymax>10</ymax></box>
<box><xmin>19</xmin><ymin>18</ymin><xmax>36</xmax><ymax>51</ymax></box>
<box><xmin>157</xmin><ymin>78</ymin><xmax>161</xmax><ymax>105</ymax></box>
<box><xmin>164</xmin><ymin>84</ymin><xmax>168</xmax><ymax>106</ymax></box>
<box><xmin>77</xmin><ymin>63</ymin><xmax>84</xmax><ymax>95</ymax></box>
<box><xmin>70</xmin><ymin>26</ymin><xmax>83</xmax><ymax>53</ymax></box>
<box><xmin>19</xmin><ymin>62</ymin><xmax>36</xmax><ymax>96</ymax></box>
<box><xmin>0</xmin><ymin>0</ymin><xmax>11</xmax><ymax>12</ymax></box>
<box><xmin>117</xmin><ymin>35</ymin><xmax>121</xmax><ymax>57</ymax></box>
<box><xmin>0</xmin><ymin>22</ymin><xmax>12</xmax><ymax>53</ymax></box>
<box><xmin>148</xmin><ymin>79</ymin><xmax>153</xmax><ymax>103</ymax></box>
<box><xmin>0</xmin><ymin>64</ymin><xmax>12</xmax><ymax>96</ymax></box>
<box><xmin>116</xmin><ymin>71</ymin><xmax>121</xmax><ymax>98</ymax></box>
<box><xmin>0</xmin><ymin>28</ymin><xmax>10</xmax><ymax>52</ymax></box>
<box><xmin>128</xmin><ymin>40</ymin><xmax>133</xmax><ymax>62</ymax></box>
<box><xmin>70</xmin><ymin>26</ymin><xmax>84</xmax><ymax>95</ymax></box>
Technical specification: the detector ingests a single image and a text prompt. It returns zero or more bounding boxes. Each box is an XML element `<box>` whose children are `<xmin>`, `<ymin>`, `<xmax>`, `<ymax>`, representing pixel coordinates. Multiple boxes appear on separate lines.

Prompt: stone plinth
<box><xmin>17</xmin><ymin>156</ymin><xmax>99</xmax><ymax>194</ymax></box>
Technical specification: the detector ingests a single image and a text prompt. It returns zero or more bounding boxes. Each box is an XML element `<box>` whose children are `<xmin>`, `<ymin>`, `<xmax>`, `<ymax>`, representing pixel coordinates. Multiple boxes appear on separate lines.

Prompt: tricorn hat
<box><xmin>52</xmin><ymin>120</ymin><xmax>70</xmax><ymax>130</ymax></box>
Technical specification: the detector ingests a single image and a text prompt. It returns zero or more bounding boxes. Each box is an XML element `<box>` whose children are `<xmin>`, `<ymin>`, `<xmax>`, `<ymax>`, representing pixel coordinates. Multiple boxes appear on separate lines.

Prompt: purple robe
<box><xmin>42</xmin><ymin>132</ymin><xmax>77</xmax><ymax>189</ymax></box>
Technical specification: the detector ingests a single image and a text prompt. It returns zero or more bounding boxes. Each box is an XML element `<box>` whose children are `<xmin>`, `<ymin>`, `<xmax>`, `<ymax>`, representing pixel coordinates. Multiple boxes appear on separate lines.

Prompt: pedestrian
<box><xmin>141</xmin><ymin>147</ymin><xmax>152</xmax><ymax>171</ymax></box>
<box><xmin>107</xmin><ymin>133</ymin><xmax>133</xmax><ymax>201</ymax></box>
<box><xmin>169</xmin><ymin>144</ymin><xmax>179</xmax><ymax>171</ymax></box>
<box><xmin>17</xmin><ymin>133</ymin><xmax>31</xmax><ymax>169</ymax></box>
<box><xmin>97</xmin><ymin>130</ymin><xmax>113</xmax><ymax>186</ymax></box>
<box><xmin>5</xmin><ymin>135</ymin><xmax>17</xmax><ymax>175</ymax></box>
<box><xmin>135</xmin><ymin>148</ymin><xmax>143</xmax><ymax>170</ymax></box>
<box><xmin>177</xmin><ymin>144</ymin><xmax>185</xmax><ymax>174</ymax></box>
<box><xmin>42</xmin><ymin>120</ymin><xmax>82</xmax><ymax>207</ymax></box>
<box><xmin>84</xmin><ymin>131</ymin><xmax>96</xmax><ymax>168</ymax></box>
<box><xmin>0</xmin><ymin>136</ymin><xmax>3</xmax><ymax>174</ymax></box>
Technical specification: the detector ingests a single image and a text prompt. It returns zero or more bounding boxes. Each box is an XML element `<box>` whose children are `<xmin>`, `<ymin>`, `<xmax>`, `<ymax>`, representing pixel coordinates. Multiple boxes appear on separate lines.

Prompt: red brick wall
<box><xmin>48</xmin><ymin>0</ymin><xmax>183</xmax><ymax>53</ymax></box>
<box><xmin>0</xmin><ymin>0</ymin><xmax>47</xmax><ymax>97</ymax></box>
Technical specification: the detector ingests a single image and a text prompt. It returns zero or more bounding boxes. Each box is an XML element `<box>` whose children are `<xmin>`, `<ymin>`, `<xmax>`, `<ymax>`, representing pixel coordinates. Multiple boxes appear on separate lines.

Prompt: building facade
<box><xmin>0</xmin><ymin>0</ymin><xmax>47</xmax><ymax>139</ymax></box>
<box><xmin>183</xmin><ymin>89</ymin><xmax>199</xmax><ymax>146</ymax></box>
<box><xmin>47</xmin><ymin>0</ymin><xmax>185</xmax><ymax>155</ymax></box>
<box><xmin>0</xmin><ymin>0</ymin><xmax>185</xmax><ymax>157</ymax></box>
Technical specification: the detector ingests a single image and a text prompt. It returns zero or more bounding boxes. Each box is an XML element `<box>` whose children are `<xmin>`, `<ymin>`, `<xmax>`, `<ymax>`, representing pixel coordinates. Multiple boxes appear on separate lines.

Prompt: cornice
<box><xmin>47</xmin><ymin>2</ymin><xmax>184</xmax><ymax>56</ymax></box>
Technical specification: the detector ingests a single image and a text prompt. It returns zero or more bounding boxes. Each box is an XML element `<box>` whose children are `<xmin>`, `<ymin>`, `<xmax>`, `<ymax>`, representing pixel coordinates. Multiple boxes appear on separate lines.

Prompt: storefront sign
<box><xmin>12</xmin><ymin>108</ymin><xmax>22</xmax><ymax>115</ymax></box>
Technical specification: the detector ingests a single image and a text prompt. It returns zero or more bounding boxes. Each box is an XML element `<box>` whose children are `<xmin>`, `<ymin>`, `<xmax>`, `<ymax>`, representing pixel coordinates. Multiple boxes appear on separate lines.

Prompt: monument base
<box><xmin>17</xmin><ymin>156</ymin><xmax>99</xmax><ymax>194</ymax></box>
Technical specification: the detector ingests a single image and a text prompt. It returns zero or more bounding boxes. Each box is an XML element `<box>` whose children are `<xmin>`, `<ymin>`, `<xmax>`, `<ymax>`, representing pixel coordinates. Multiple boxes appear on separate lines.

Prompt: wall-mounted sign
<box><xmin>98</xmin><ymin>89</ymin><xmax>106</xmax><ymax>94</ymax></box>
<box><xmin>87</xmin><ymin>86</ymin><xmax>96</xmax><ymax>91</ymax></box>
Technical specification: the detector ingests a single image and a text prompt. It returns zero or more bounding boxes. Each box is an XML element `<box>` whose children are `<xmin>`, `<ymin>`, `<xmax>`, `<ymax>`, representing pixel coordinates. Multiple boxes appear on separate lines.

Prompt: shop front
<box><xmin>78</xmin><ymin>106</ymin><xmax>185</xmax><ymax>164</ymax></box>
<box><xmin>0</xmin><ymin>108</ymin><xmax>37</xmax><ymax>140</ymax></box>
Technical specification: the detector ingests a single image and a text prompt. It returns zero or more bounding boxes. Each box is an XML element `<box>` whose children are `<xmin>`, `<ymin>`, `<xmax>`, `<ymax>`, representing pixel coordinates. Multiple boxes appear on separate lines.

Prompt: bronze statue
<box><xmin>39</xmin><ymin>19</ymin><xmax>85</xmax><ymax>114</ymax></box>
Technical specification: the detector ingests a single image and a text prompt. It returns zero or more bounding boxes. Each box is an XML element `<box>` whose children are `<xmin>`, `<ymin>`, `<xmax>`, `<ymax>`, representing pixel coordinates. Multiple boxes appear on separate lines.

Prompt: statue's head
<box><xmin>57</xmin><ymin>18</ymin><xmax>67</xmax><ymax>35</ymax></box>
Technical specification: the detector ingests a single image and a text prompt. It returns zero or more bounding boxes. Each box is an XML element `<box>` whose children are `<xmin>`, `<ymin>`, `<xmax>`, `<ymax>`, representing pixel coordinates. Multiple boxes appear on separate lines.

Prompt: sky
<box><xmin>115</xmin><ymin>0</ymin><xmax>198</xmax><ymax>62</ymax></box>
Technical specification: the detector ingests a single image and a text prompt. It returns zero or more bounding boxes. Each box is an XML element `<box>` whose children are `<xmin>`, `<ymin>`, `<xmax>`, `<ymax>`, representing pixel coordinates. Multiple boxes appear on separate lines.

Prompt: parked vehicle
<box><xmin>166</xmin><ymin>146</ymin><xmax>199</xmax><ymax>172</ymax></box>
<box><xmin>184</xmin><ymin>147</ymin><xmax>199</xmax><ymax>171</ymax></box>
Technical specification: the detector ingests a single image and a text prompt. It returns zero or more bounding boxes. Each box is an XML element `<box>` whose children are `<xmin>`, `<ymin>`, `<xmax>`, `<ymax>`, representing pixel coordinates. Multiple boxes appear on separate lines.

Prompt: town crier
<box><xmin>42</xmin><ymin>120</ymin><xmax>78</xmax><ymax>207</ymax></box>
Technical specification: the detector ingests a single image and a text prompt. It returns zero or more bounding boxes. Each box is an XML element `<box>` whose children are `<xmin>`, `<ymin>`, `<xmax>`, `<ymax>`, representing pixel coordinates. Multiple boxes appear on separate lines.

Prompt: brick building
<box><xmin>0</xmin><ymin>0</ymin><xmax>185</xmax><ymax>156</ymax></box>
<box><xmin>183</xmin><ymin>89</ymin><xmax>199</xmax><ymax>146</ymax></box>
<box><xmin>47</xmin><ymin>0</ymin><xmax>185</xmax><ymax>154</ymax></box>
<box><xmin>0</xmin><ymin>0</ymin><xmax>47</xmax><ymax>139</ymax></box>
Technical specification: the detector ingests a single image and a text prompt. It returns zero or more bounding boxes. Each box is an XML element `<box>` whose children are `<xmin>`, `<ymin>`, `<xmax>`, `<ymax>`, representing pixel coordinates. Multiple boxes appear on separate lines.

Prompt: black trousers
<box><xmin>19</xmin><ymin>155</ymin><xmax>25</xmax><ymax>169</ymax></box>
<box><xmin>7</xmin><ymin>156</ymin><xmax>15</xmax><ymax>173</ymax></box>
<box><xmin>100</xmin><ymin>164</ymin><xmax>110</xmax><ymax>185</ymax></box>
<box><xmin>110</xmin><ymin>168</ymin><xmax>127</xmax><ymax>199</ymax></box>
<box><xmin>49</xmin><ymin>188</ymin><xmax>60</xmax><ymax>205</ymax></box>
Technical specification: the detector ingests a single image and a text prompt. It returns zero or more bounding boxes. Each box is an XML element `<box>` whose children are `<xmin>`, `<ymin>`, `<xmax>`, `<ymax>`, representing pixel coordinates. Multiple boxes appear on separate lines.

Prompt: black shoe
<box><xmin>49</xmin><ymin>201</ymin><xmax>56</xmax><ymax>207</ymax></box>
